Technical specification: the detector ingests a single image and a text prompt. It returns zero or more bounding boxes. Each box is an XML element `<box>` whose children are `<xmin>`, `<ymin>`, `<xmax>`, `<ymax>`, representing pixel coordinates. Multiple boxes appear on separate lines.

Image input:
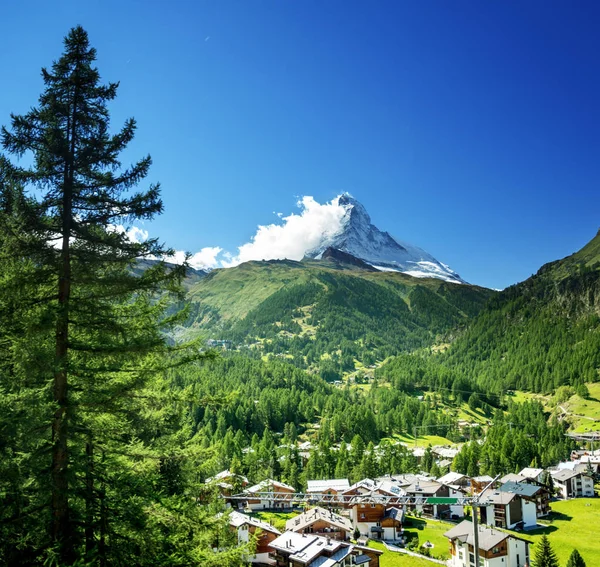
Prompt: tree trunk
<box><xmin>51</xmin><ymin>74</ymin><xmax>77</xmax><ymax>562</ymax></box>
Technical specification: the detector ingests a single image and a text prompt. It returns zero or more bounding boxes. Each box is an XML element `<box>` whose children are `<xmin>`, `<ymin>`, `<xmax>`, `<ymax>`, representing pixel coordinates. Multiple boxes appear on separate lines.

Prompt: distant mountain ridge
<box><xmin>305</xmin><ymin>194</ymin><xmax>464</xmax><ymax>283</ymax></box>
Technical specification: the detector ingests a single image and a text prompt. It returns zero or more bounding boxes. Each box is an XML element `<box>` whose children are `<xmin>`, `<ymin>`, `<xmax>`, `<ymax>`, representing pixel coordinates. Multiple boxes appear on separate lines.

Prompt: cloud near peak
<box><xmin>123</xmin><ymin>195</ymin><xmax>349</xmax><ymax>271</ymax></box>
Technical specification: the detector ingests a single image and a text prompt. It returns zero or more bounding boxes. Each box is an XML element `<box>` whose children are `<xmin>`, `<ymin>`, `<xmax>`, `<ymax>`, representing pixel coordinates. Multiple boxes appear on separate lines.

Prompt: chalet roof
<box><xmin>205</xmin><ymin>469</ymin><xmax>249</xmax><ymax>485</ymax></box>
<box><xmin>307</xmin><ymin>479</ymin><xmax>350</xmax><ymax>493</ymax></box>
<box><xmin>444</xmin><ymin>520</ymin><xmax>516</xmax><ymax>552</ymax></box>
<box><xmin>247</xmin><ymin>479</ymin><xmax>296</xmax><ymax>493</ymax></box>
<box><xmin>271</xmin><ymin>532</ymin><xmax>347</xmax><ymax>565</ymax></box>
<box><xmin>499</xmin><ymin>473</ymin><xmax>527</xmax><ymax>484</ymax></box>
<box><xmin>343</xmin><ymin>478</ymin><xmax>379</xmax><ymax>493</ymax></box>
<box><xmin>497</xmin><ymin>481</ymin><xmax>543</xmax><ymax>498</ymax></box>
<box><xmin>479</xmin><ymin>488</ymin><xmax>518</xmax><ymax>505</ymax></box>
<box><xmin>551</xmin><ymin>468</ymin><xmax>583</xmax><ymax>482</ymax></box>
<box><xmin>383</xmin><ymin>507</ymin><xmax>405</xmax><ymax>522</ymax></box>
<box><xmin>437</xmin><ymin>471</ymin><xmax>469</xmax><ymax>485</ymax></box>
<box><xmin>518</xmin><ymin>467</ymin><xmax>544</xmax><ymax>480</ymax></box>
<box><xmin>286</xmin><ymin>507</ymin><xmax>352</xmax><ymax>533</ymax></box>
<box><xmin>377</xmin><ymin>474</ymin><xmax>420</xmax><ymax>487</ymax></box>
<box><xmin>405</xmin><ymin>480</ymin><xmax>444</xmax><ymax>496</ymax></box>
<box><xmin>229</xmin><ymin>511</ymin><xmax>281</xmax><ymax>535</ymax></box>
<box><xmin>472</xmin><ymin>475</ymin><xmax>494</xmax><ymax>484</ymax></box>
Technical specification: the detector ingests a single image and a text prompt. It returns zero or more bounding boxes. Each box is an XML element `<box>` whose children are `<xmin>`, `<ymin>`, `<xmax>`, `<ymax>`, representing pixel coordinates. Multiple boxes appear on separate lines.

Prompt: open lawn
<box><xmin>394</xmin><ymin>433</ymin><xmax>455</xmax><ymax>448</ymax></box>
<box><xmin>402</xmin><ymin>516</ymin><xmax>452</xmax><ymax>561</ymax></box>
<box><xmin>514</xmin><ymin>499</ymin><xmax>600</xmax><ymax>566</ymax></box>
<box><xmin>367</xmin><ymin>541</ymin><xmax>439</xmax><ymax>567</ymax></box>
<box><xmin>251</xmin><ymin>510</ymin><xmax>297</xmax><ymax>531</ymax></box>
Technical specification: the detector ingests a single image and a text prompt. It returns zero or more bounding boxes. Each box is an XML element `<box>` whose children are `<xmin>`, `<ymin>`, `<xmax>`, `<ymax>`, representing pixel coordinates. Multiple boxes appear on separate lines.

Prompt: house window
<box><xmin>360</xmin><ymin>513</ymin><xmax>365</xmax><ymax>519</ymax></box>
<box><xmin>371</xmin><ymin>504</ymin><xmax>376</xmax><ymax>508</ymax></box>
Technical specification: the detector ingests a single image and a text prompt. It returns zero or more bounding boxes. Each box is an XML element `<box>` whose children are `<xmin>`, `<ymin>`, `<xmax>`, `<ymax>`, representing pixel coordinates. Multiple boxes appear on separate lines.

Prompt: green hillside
<box><xmin>379</xmin><ymin>230</ymin><xmax>600</xmax><ymax>396</ymax></box>
<box><xmin>183</xmin><ymin>257</ymin><xmax>495</xmax><ymax>377</ymax></box>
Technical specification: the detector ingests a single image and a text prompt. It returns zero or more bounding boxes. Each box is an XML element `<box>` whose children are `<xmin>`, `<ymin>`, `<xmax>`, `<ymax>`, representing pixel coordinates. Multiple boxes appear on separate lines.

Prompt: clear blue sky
<box><xmin>2</xmin><ymin>1</ymin><xmax>599</xmax><ymax>289</ymax></box>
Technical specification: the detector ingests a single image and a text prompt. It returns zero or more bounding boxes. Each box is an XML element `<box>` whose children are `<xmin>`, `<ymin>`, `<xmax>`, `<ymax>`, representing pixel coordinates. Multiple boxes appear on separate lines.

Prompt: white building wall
<box><xmin>449</xmin><ymin>488</ymin><xmax>465</xmax><ymax>518</ymax></box>
<box><xmin>522</xmin><ymin>500</ymin><xmax>537</xmax><ymax>529</ymax></box>
<box><xmin>580</xmin><ymin>476</ymin><xmax>595</xmax><ymax>497</ymax></box>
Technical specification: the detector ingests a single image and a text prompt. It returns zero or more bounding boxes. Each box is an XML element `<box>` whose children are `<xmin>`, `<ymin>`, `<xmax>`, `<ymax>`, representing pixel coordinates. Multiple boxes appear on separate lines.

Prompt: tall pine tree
<box><xmin>0</xmin><ymin>26</ymin><xmax>214</xmax><ymax>565</ymax></box>
<box><xmin>532</xmin><ymin>535</ymin><xmax>559</xmax><ymax>567</ymax></box>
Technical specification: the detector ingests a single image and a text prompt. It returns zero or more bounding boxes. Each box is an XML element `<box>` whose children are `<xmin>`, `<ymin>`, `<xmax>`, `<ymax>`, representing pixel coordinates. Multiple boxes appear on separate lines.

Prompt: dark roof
<box><xmin>498</xmin><ymin>481</ymin><xmax>543</xmax><ymax>498</ymax></box>
<box><xmin>444</xmin><ymin>520</ymin><xmax>529</xmax><ymax>551</ymax></box>
<box><xmin>384</xmin><ymin>507</ymin><xmax>405</xmax><ymax>522</ymax></box>
<box><xmin>354</xmin><ymin>555</ymin><xmax>371</xmax><ymax>565</ymax></box>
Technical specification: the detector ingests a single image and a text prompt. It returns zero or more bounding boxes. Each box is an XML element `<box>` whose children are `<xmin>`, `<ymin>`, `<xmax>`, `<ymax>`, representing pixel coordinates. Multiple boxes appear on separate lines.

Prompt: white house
<box><xmin>478</xmin><ymin>488</ymin><xmax>537</xmax><ymax>530</ymax></box>
<box><xmin>445</xmin><ymin>520</ymin><xmax>531</xmax><ymax>567</ymax></box>
<box><xmin>244</xmin><ymin>479</ymin><xmax>296</xmax><ymax>510</ymax></box>
<box><xmin>551</xmin><ymin>468</ymin><xmax>595</xmax><ymax>499</ymax></box>
<box><xmin>228</xmin><ymin>511</ymin><xmax>281</xmax><ymax>564</ymax></box>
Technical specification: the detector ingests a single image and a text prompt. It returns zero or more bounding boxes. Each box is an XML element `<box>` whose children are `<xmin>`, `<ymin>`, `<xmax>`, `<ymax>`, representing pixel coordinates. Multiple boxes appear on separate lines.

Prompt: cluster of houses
<box><xmin>208</xmin><ymin>449</ymin><xmax>598</xmax><ymax>567</ymax></box>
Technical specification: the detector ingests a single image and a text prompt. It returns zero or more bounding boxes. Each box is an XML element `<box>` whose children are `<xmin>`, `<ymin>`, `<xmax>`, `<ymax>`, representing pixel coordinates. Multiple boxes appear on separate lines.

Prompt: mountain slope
<box><xmin>183</xmin><ymin>257</ymin><xmax>494</xmax><ymax>376</ymax></box>
<box><xmin>305</xmin><ymin>194</ymin><xmax>464</xmax><ymax>283</ymax></box>
<box><xmin>380</xmin><ymin>230</ymin><xmax>600</xmax><ymax>395</ymax></box>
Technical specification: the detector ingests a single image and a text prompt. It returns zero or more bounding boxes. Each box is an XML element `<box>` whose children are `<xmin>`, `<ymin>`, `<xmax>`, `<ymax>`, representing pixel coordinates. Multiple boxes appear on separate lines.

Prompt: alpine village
<box><xmin>1</xmin><ymin>24</ymin><xmax>599</xmax><ymax>567</ymax></box>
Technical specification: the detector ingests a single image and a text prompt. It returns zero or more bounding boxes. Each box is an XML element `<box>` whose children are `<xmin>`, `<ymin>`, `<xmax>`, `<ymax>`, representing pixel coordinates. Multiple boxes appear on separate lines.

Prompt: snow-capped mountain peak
<box><xmin>306</xmin><ymin>193</ymin><xmax>464</xmax><ymax>283</ymax></box>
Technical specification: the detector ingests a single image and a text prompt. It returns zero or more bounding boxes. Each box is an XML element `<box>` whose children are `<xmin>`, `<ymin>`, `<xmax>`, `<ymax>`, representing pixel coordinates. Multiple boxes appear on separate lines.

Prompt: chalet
<box><xmin>498</xmin><ymin>481</ymin><xmax>550</xmax><ymax>519</ymax></box>
<box><xmin>478</xmin><ymin>488</ymin><xmax>536</xmax><ymax>530</ymax></box>
<box><xmin>518</xmin><ymin>467</ymin><xmax>545</xmax><ymax>483</ymax></box>
<box><xmin>437</xmin><ymin>471</ymin><xmax>471</xmax><ymax>488</ymax></box>
<box><xmin>307</xmin><ymin>479</ymin><xmax>350</xmax><ymax>496</ymax></box>
<box><xmin>286</xmin><ymin>507</ymin><xmax>353</xmax><ymax>541</ymax></box>
<box><xmin>444</xmin><ymin>520</ymin><xmax>531</xmax><ymax>567</ymax></box>
<box><xmin>205</xmin><ymin>469</ymin><xmax>249</xmax><ymax>495</ymax></box>
<box><xmin>245</xmin><ymin>479</ymin><xmax>296</xmax><ymax>511</ymax></box>
<box><xmin>550</xmin><ymin>468</ymin><xmax>595</xmax><ymax>499</ymax></box>
<box><xmin>229</xmin><ymin>511</ymin><xmax>281</xmax><ymax>565</ymax></box>
<box><xmin>269</xmin><ymin>532</ymin><xmax>383</xmax><ymax>567</ymax></box>
<box><xmin>404</xmin><ymin>480</ymin><xmax>449</xmax><ymax>519</ymax></box>
<box><xmin>499</xmin><ymin>473</ymin><xmax>528</xmax><ymax>485</ymax></box>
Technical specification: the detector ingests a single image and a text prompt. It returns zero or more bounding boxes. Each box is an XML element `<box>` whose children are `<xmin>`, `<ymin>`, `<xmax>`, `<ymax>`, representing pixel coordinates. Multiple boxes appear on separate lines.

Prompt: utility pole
<box><xmin>472</xmin><ymin>475</ymin><xmax>499</xmax><ymax>567</ymax></box>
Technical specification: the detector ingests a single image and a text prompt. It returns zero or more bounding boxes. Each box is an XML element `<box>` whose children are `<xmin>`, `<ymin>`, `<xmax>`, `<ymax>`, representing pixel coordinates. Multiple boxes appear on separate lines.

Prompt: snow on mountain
<box><xmin>306</xmin><ymin>194</ymin><xmax>465</xmax><ymax>283</ymax></box>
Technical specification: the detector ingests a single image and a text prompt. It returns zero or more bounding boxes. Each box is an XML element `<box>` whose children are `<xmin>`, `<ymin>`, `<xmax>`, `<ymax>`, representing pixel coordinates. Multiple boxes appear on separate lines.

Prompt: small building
<box><xmin>229</xmin><ymin>511</ymin><xmax>281</xmax><ymax>564</ymax></box>
<box><xmin>286</xmin><ymin>507</ymin><xmax>353</xmax><ymax>541</ymax></box>
<box><xmin>478</xmin><ymin>488</ymin><xmax>536</xmax><ymax>530</ymax></box>
<box><xmin>518</xmin><ymin>467</ymin><xmax>545</xmax><ymax>484</ymax></box>
<box><xmin>404</xmin><ymin>480</ymin><xmax>450</xmax><ymax>518</ymax></box>
<box><xmin>245</xmin><ymin>479</ymin><xmax>296</xmax><ymax>510</ymax></box>
<box><xmin>307</xmin><ymin>479</ymin><xmax>350</xmax><ymax>496</ymax></box>
<box><xmin>437</xmin><ymin>471</ymin><xmax>471</xmax><ymax>488</ymax></box>
<box><xmin>444</xmin><ymin>520</ymin><xmax>531</xmax><ymax>567</ymax></box>
<box><xmin>269</xmin><ymin>532</ymin><xmax>383</xmax><ymax>567</ymax></box>
<box><xmin>497</xmin><ymin>481</ymin><xmax>551</xmax><ymax>519</ymax></box>
<box><xmin>550</xmin><ymin>468</ymin><xmax>595</xmax><ymax>499</ymax></box>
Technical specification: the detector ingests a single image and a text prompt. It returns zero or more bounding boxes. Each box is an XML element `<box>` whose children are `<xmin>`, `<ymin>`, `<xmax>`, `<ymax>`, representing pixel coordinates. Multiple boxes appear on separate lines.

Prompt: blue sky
<box><xmin>2</xmin><ymin>1</ymin><xmax>599</xmax><ymax>289</ymax></box>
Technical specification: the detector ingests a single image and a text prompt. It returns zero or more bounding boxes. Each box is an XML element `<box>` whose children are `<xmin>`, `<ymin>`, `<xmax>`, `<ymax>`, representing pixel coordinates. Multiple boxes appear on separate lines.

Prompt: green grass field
<box><xmin>367</xmin><ymin>541</ymin><xmax>439</xmax><ymax>567</ymax></box>
<box><xmin>251</xmin><ymin>510</ymin><xmax>297</xmax><ymax>531</ymax></box>
<box><xmin>402</xmin><ymin>516</ymin><xmax>452</xmax><ymax>561</ymax></box>
<box><xmin>515</xmin><ymin>499</ymin><xmax>600</xmax><ymax>566</ymax></box>
<box><xmin>394</xmin><ymin>433</ymin><xmax>455</xmax><ymax>448</ymax></box>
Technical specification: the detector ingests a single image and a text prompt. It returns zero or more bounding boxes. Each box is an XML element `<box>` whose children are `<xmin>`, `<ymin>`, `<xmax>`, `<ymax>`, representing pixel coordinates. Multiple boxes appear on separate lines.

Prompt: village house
<box><xmin>478</xmin><ymin>487</ymin><xmax>536</xmax><ymax>530</ymax></box>
<box><xmin>307</xmin><ymin>479</ymin><xmax>350</xmax><ymax>497</ymax></box>
<box><xmin>228</xmin><ymin>511</ymin><xmax>281</xmax><ymax>565</ymax></box>
<box><xmin>518</xmin><ymin>467</ymin><xmax>545</xmax><ymax>484</ymax></box>
<box><xmin>437</xmin><ymin>472</ymin><xmax>469</xmax><ymax>520</ymax></box>
<box><xmin>550</xmin><ymin>468</ymin><xmax>595</xmax><ymax>499</ymax></box>
<box><xmin>269</xmin><ymin>532</ymin><xmax>383</xmax><ymax>567</ymax></box>
<box><xmin>404</xmin><ymin>479</ymin><xmax>450</xmax><ymax>519</ymax></box>
<box><xmin>498</xmin><ymin>481</ymin><xmax>550</xmax><ymax>519</ymax></box>
<box><xmin>205</xmin><ymin>469</ymin><xmax>249</xmax><ymax>496</ymax></box>
<box><xmin>245</xmin><ymin>479</ymin><xmax>296</xmax><ymax>511</ymax></box>
<box><xmin>444</xmin><ymin>520</ymin><xmax>531</xmax><ymax>567</ymax></box>
<box><xmin>286</xmin><ymin>507</ymin><xmax>353</xmax><ymax>541</ymax></box>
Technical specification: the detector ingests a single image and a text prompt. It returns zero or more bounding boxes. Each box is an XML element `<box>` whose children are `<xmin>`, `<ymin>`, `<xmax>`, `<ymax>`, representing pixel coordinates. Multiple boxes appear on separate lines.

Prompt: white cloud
<box><xmin>222</xmin><ymin>195</ymin><xmax>346</xmax><ymax>267</ymax></box>
<box><xmin>168</xmin><ymin>247</ymin><xmax>223</xmax><ymax>270</ymax></box>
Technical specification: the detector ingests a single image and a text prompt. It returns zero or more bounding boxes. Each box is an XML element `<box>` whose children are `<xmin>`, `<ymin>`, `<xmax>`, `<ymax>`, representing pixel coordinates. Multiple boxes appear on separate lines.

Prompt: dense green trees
<box><xmin>0</xmin><ymin>26</ymin><xmax>242</xmax><ymax>566</ymax></box>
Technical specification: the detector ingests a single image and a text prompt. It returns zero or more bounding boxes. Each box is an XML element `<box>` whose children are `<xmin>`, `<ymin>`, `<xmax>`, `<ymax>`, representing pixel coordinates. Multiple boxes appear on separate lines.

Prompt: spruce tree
<box><xmin>566</xmin><ymin>549</ymin><xmax>586</xmax><ymax>567</ymax></box>
<box><xmin>0</xmin><ymin>26</ymin><xmax>204</xmax><ymax>565</ymax></box>
<box><xmin>532</xmin><ymin>535</ymin><xmax>559</xmax><ymax>567</ymax></box>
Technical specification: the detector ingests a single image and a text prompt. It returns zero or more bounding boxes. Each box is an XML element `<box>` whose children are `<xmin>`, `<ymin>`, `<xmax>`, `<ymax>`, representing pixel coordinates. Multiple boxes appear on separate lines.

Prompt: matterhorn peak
<box><xmin>307</xmin><ymin>195</ymin><xmax>464</xmax><ymax>283</ymax></box>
